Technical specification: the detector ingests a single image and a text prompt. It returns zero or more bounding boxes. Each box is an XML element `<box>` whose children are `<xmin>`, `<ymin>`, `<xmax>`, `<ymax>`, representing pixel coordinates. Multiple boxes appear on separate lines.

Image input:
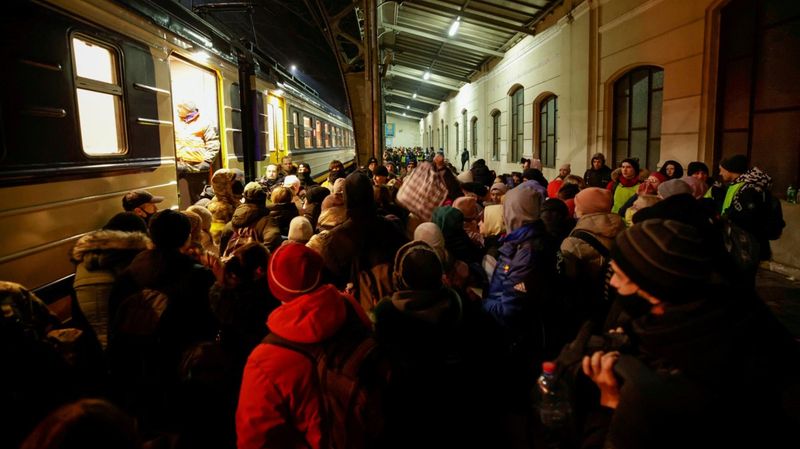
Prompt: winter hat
<box><xmin>591</xmin><ymin>153</ymin><xmax>606</xmax><ymax>163</ymax></box>
<box><xmin>122</xmin><ymin>190</ymin><xmax>164</xmax><ymax>212</ymax></box>
<box><xmin>148</xmin><ymin>209</ymin><xmax>191</xmax><ymax>249</ymax></box>
<box><xmin>620</xmin><ymin>158</ymin><xmax>640</xmax><ymax>174</ymax></box>
<box><xmin>680</xmin><ymin>176</ymin><xmax>707</xmax><ymax>199</ymax></box>
<box><xmin>186</xmin><ymin>205</ymin><xmax>212</xmax><ymax>232</ymax></box>
<box><xmin>687</xmin><ymin>162</ymin><xmax>709</xmax><ymax>177</ymax></box>
<box><xmin>490</xmin><ymin>182</ymin><xmax>508</xmax><ymax>195</ymax></box>
<box><xmin>481</xmin><ymin>204</ymin><xmax>505</xmax><ymax>237</ymax></box>
<box><xmin>317</xmin><ymin>206</ymin><xmax>347</xmax><ymax>230</ymax></box>
<box><xmin>283</xmin><ymin>175</ymin><xmax>301</xmax><ymax>190</ymax></box>
<box><xmin>413</xmin><ymin>222</ymin><xmax>448</xmax><ymax>264</ymax></box>
<box><xmin>103</xmin><ymin>212</ymin><xmax>148</xmax><ymax>234</ymax></box>
<box><xmin>374</xmin><ymin>165</ymin><xmax>389</xmax><ymax>177</ymax></box>
<box><xmin>181</xmin><ymin>210</ymin><xmax>202</xmax><ymax>240</ymax></box>
<box><xmin>268</xmin><ymin>242</ymin><xmax>323</xmax><ymax>302</ymax></box>
<box><xmin>574</xmin><ymin>187</ymin><xmax>613</xmax><ymax>217</ymax></box>
<box><xmin>392</xmin><ymin>241</ymin><xmax>443</xmax><ymax>291</ymax></box>
<box><xmin>658</xmin><ymin>179</ymin><xmax>693</xmax><ymax>199</ymax></box>
<box><xmin>612</xmin><ymin>219</ymin><xmax>712</xmax><ymax>302</ymax></box>
<box><xmin>333</xmin><ymin>178</ymin><xmax>346</xmax><ymax>196</ymax></box>
<box><xmin>305</xmin><ymin>186</ymin><xmax>330</xmax><ymax>205</ymax></box>
<box><xmin>453</xmin><ymin>196</ymin><xmax>479</xmax><ymax>222</ymax></box>
<box><xmin>344</xmin><ymin>171</ymin><xmax>375</xmax><ymax>213</ymax></box>
<box><xmin>243</xmin><ymin>182</ymin><xmax>267</xmax><ymax>204</ymax></box>
<box><xmin>288</xmin><ymin>216</ymin><xmax>313</xmax><ymax>244</ymax></box>
<box><xmin>720</xmin><ymin>155</ymin><xmax>748</xmax><ymax>174</ymax></box>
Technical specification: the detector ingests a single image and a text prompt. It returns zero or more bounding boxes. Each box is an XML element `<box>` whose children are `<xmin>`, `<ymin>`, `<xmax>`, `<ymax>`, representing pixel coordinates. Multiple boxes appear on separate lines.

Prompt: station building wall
<box><xmin>420</xmin><ymin>0</ymin><xmax>719</xmax><ymax>180</ymax></box>
<box><xmin>386</xmin><ymin>116</ymin><xmax>421</xmax><ymax>148</ymax></box>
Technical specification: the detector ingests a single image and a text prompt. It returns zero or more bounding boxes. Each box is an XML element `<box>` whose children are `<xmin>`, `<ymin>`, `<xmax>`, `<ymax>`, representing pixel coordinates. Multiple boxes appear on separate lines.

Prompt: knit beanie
<box><xmin>658</xmin><ymin>179</ymin><xmax>693</xmax><ymax>199</ymax></box>
<box><xmin>490</xmin><ymin>182</ymin><xmax>508</xmax><ymax>195</ymax></box>
<box><xmin>591</xmin><ymin>152</ymin><xmax>606</xmax><ymax>164</ymax></box>
<box><xmin>392</xmin><ymin>241</ymin><xmax>443</xmax><ymax>291</ymax></box>
<box><xmin>288</xmin><ymin>216</ymin><xmax>313</xmax><ymax>243</ymax></box>
<box><xmin>243</xmin><ymin>181</ymin><xmax>267</xmax><ymax>204</ymax></box>
<box><xmin>103</xmin><ymin>212</ymin><xmax>148</xmax><ymax>234</ymax></box>
<box><xmin>305</xmin><ymin>186</ymin><xmax>331</xmax><ymax>205</ymax></box>
<box><xmin>574</xmin><ymin>187</ymin><xmax>612</xmax><ymax>217</ymax></box>
<box><xmin>268</xmin><ymin>242</ymin><xmax>323</xmax><ymax>302</ymax></box>
<box><xmin>186</xmin><ymin>205</ymin><xmax>212</xmax><ymax>232</ymax></box>
<box><xmin>621</xmin><ymin>158</ymin><xmax>640</xmax><ymax>174</ymax></box>
<box><xmin>687</xmin><ymin>161</ymin><xmax>709</xmax><ymax>176</ymax></box>
<box><xmin>612</xmin><ymin>219</ymin><xmax>711</xmax><ymax>302</ymax></box>
<box><xmin>149</xmin><ymin>209</ymin><xmax>191</xmax><ymax>249</ymax></box>
<box><xmin>720</xmin><ymin>155</ymin><xmax>748</xmax><ymax>174</ymax></box>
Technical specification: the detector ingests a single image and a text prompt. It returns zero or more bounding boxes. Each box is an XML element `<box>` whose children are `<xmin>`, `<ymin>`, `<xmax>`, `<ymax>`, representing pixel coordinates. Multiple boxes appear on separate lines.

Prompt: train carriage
<box><xmin>0</xmin><ymin>0</ymin><xmax>354</xmax><ymax>302</ymax></box>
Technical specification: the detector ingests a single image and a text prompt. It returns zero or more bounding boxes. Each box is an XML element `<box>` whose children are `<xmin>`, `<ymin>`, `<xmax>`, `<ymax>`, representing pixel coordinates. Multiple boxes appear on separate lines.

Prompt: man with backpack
<box><xmin>716</xmin><ymin>155</ymin><xmax>785</xmax><ymax>260</ymax></box>
<box><xmin>237</xmin><ymin>243</ymin><xmax>381</xmax><ymax>449</ymax></box>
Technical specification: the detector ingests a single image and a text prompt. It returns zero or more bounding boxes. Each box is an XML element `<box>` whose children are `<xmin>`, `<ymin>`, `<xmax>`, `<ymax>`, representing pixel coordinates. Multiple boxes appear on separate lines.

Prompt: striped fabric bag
<box><xmin>396</xmin><ymin>161</ymin><xmax>448</xmax><ymax>221</ymax></box>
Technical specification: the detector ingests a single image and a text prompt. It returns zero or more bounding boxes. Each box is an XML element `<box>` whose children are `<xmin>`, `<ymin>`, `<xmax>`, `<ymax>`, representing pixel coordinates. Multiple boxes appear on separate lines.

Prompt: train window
<box><xmin>72</xmin><ymin>36</ymin><xmax>126</xmax><ymax>156</ymax></box>
<box><xmin>325</xmin><ymin>123</ymin><xmax>331</xmax><ymax>147</ymax></box>
<box><xmin>290</xmin><ymin>111</ymin><xmax>300</xmax><ymax>150</ymax></box>
<box><xmin>315</xmin><ymin>119</ymin><xmax>323</xmax><ymax>148</ymax></box>
<box><xmin>303</xmin><ymin>115</ymin><xmax>313</xmax><ymax>148</ymax></box>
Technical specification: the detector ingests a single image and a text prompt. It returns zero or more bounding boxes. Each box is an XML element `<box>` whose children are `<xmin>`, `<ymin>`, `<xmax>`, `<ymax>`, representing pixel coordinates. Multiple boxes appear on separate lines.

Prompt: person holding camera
<box><xmin>580</xmin><ymin>219</ymin><xmax>800</xmax><ymax>449</ymax></box>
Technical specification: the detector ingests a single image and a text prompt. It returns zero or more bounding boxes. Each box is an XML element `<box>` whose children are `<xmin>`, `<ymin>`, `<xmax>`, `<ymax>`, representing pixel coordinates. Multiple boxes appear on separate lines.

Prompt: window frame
<box><xmin>70</xmin><ymin>33</ymin><xmax>128</xmax><ymax>157</ymax></box>
<box><xmin>509</xmin><ymin>86</ymin><xmax>524</xmax><ymax>163</ymax></box>
<box><xmin>491</xmin><ymin>110</ymin><xmax>501</xmax><ymax>161</ymax></box>
<box><xmin>611</xmin><ymin>66</ymin><xmax>664</xmax><ymax>171</ymax></box>
<box><xmin>470</xmin><ymin>117</ymin><xmax>478</xmax><ymax>157</ymax></box>
<box><xmin>537</xmin><ymin>94</ymin><xmax>558</xmax><ymax>168</ymax></box>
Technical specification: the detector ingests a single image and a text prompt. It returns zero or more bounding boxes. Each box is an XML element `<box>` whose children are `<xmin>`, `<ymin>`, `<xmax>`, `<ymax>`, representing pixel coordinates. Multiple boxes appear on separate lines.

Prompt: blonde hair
<box><xmin>271</xmin><ymin>186</ymin><xmax>292</xmax><ymax>204</ymax></box>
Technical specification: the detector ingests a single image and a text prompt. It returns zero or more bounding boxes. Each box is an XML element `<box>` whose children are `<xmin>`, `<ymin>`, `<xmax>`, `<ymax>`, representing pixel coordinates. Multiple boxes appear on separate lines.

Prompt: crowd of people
<box><xmin>2</xmin><ymin>149</ymin><xmax>799</xmax><ymax>449</ymax></box>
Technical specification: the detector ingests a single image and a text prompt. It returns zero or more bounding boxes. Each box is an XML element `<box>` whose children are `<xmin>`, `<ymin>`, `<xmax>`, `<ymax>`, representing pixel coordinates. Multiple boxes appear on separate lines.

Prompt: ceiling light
<box><xmin>412</xmin><ymin>93</ymin><xmax>417</xmax><ymax>99</ymax></box>
<box><xmin>423</xmin><ymin>70</ymin><xmax>431</xmax><ymax>80</ymax></box>
<box><xmin>290</xmin><ymin>65</ymin><xmax>297</xmax><ymax>72</ymax></box>
<box><xmin>403</xmin><ymin>112</ymin><xmax>407</xmax><ymax>116</ymax></box>
<box><xmin>448</xmin><ymin>17</ymin><xmax>461</xmax><ymax>37</ymax></box>
<box><xmin>406</xmin><ymin>105</ymin><xmax>410</xmax><ymax>109</ymax></box>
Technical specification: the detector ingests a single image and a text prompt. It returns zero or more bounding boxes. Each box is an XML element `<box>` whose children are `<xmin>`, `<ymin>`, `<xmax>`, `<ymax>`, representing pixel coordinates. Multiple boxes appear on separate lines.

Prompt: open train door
<box><xmin>168</xmin><ymin>56</ymin><xmax>221</xmax><ymax>209</ymax></box>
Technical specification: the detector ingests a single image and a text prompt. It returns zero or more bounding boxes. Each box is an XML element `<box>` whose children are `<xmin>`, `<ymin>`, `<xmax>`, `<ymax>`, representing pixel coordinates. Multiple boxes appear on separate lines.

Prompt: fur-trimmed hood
<box><xmin>71</xmin><ymin>230</ymin><xmax>151</xmax><ymax>271</ymax></box>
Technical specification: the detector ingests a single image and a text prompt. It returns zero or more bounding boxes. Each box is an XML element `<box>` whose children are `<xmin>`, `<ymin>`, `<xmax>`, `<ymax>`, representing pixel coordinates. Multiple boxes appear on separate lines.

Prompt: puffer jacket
<box><xmin>483</xmin><ymin>220</ymin><xmax>556</xmax><ymax>350</ymax></box>
<box><xmin>268</xmin><ymin>202</ymin><xmax>299</xmax><ymax>237</ymax></box>
<box><xmin>71</xmin><ymin>230</ymin><xmax>150</xmax><ymax>348</ymax></box>
<box><xmin>236</xmin><ymin>285</ymin><xmax>367</xmax><ymax>449</ymax></box>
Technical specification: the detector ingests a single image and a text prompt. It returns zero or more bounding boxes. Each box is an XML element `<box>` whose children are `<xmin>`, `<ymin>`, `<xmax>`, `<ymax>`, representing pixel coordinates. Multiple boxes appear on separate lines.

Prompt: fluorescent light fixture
<box><xmin>423</xmin><ymin>70</ymin><xmax>431</xmax><ymax>80</ymax></box>
<box><xmin>412</xmin><ymin>93</ymin><xmax>417</xmax><ymax>99</ymax></box>
<box><xmin>273</xmin><ymin>88</ymin><xmax>284</xmax><ymax>96</ymax></box>
<box><xmin>448</xmin><ymin>17</ymin><xmax>461</xmax><ymax>37</ymax></box>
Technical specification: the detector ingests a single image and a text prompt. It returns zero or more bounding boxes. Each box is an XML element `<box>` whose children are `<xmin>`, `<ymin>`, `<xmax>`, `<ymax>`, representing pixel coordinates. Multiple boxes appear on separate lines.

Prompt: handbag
<box><xmin>396</xmin><ymin>162</ymin><xmax>448</xmax><ymax>221</ymax></box>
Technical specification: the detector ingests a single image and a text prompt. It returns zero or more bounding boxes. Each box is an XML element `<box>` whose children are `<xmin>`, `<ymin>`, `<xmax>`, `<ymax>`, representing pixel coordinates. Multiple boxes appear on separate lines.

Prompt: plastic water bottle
<box><xmin>536</xmin><ymin>361</ymin><xmax>573</xmax><ymax>439</ymax></box>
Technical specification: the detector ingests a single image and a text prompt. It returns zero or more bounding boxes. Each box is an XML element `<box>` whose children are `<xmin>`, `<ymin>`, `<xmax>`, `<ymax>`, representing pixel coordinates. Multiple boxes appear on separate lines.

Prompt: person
<box><xmin>581</xmin><ymin>219</ymin><xmax>800</xmax><ymax>449</ymax></box>
<box><xmin>257</xmin><ymin>164</ymin><xmax>281</xmax><ymax>194</ymax></box>
<box><xmin>219</xmin><ymin>182</ymin><xmax>281</xmax><ymax>256</ymax></box>
<box><xmin>658</xmin><ymin>159</ymin><xmax>684</xmax><ymax>180</ymax></box>
<box><xmin>321</xmin><ymin>160</ymin><xmax>345</xmax><ymax>190</ymax></box>
<box><xmin>547</xmin><ymin>163</ymin><xmax>571</xmax><ymax>199</ymax></box>
<box><xmin>280</xmin><ymin>156</ymin><xmax>297</xmax><ymax>177</ymax></box>
<box><xmin>461</xmin><ymin>147</ymin><xmax>469</xmax><ymax>171</ymax></box>
<box><xmin>236</xmin><ymin>243</ymin><xmax>372</xmax><ymax>449</ymax></box>
<box><xmin>175</xmin><ymin>102</ymin><xmax>221</xmax><ymax>205</ymax></box>
<box><xmin>608</xmin><ymin>158</ymin><xmax>641</xmax><ymax>214</ymax></box>
<box><xmin>687</xmin><ymin>161</ymin><xmax>710</xmax><ymax>185</ymax></box>
<box><xmin>18</xmin><ymin>399</ymin><xmax>139</xmax><ymax>449</ymax></box>
<box><xmin>715</xmin><ymin>154</ymin><xmax>779</xmax><ymax>260</ymax></box>
<box><xmin>297</xmin><ymin>163</ymin><xmax>315</xmax><ymax>188</ymax></box>
<box><xmin>175</xmin><ymin>101</ymin><xmax>220</xmax><ymax>173</ymax></box>
<box><xmin>71</xmin><ymin>213</ymin><xmax>150</xmax><ymax>349</ymax></box>
<box><xmin>584</xmin><ymin>153</ymin><xmax>612</xmax><ymax>188</ymax></box>
<box><xmin>121</xmin><ymin>190</ymin><xmax>164</xmax><ymax>224</ymax></box>
<box><xmin>366</xmin><ymin>157</ymin><xmax>379</xmax><ymax>178</ymax></box>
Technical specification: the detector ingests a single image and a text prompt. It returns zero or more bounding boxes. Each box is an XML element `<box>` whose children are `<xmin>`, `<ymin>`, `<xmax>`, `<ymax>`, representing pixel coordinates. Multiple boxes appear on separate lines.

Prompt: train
<box><xmin>0</xmin><ymin>0</ymin><xmax>356</xmax><ymax>304</ymax></box>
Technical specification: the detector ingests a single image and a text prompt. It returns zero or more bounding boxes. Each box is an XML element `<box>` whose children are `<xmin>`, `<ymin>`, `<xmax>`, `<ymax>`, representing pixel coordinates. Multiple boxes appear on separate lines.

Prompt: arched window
<box><xmin>612</xmin><ymin>66</ymin><xmax>664</xmax><ymax>171</ymax></box>
<box><xmin>462</xmin><ymin>109</ymin><xmax>468</xmax><ymax>155</ymax></box>
<box><xmin>471</xmin><ymin>117</ymin><xmax>478</xmax><ymax>157</ymax></box>
<box><xmin>491</xmin><ymin>109</ymin><xmax>501</xmax><ymax>161</ymax></box>
<box><xmin>537</xmin><ymin>94</ymin><xmax>558</xmax><ymax>168</ymax></box>
<box><xmin>509</xmin><ymin>85</ymin><xmax>525</xmax><ymax>162</ymax></box>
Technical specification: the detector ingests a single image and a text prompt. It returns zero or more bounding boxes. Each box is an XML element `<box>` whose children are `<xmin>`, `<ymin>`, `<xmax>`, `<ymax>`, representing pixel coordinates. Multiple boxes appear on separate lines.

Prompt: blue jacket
<box><xmin>483</xmin><ymin>220</ymin><xmax>556</xmax><ymax>349</ymax></box>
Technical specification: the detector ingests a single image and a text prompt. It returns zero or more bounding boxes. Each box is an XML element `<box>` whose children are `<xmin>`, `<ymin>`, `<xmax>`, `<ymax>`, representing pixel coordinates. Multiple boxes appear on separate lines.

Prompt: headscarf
<box><xmin>480</xmin><ymin>204</ymin><xmax>505</xmax><ymax>237</ymax></box>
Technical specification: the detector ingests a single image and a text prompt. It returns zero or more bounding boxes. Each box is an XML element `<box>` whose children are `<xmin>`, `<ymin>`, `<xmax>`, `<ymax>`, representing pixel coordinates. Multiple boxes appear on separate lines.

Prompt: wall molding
<box><xmin>598</xmin><ymin>0</ymin><xmax>667</xmax><ymax>34</ymax></box>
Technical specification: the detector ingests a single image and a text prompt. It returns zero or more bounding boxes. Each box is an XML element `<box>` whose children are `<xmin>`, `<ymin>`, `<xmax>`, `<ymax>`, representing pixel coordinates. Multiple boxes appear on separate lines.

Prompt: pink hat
<box><xmin>574</xmin><ymin>187</ymin><xmax>612</xmax><ymax>217</ymax></box>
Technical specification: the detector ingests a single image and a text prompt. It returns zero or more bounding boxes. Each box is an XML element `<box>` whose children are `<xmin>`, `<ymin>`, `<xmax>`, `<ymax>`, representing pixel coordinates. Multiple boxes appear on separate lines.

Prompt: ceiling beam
<box><xmin>382</xmin><ymin>23</ymin><xmax>505</xmax><ymax>57</ymax></box>
<box><xmin>390</xmin><ymin>65</ymin><xmax>465</xmax><ymax>87</ymax></box>
<box><xmin>387</xmin><ymin>69</ymin><xmax>462</xmax><ymax>91</ymax></box>
<box><xmin>384</xmin><ymin>88</ymin><xmax>442</xmax><ymax>105</ymax></box>
<box><xmin>386</xmin><ymin>102</ymin><xmax>430</xmax><ymax>114</ymax></box>
<box><xmin>402</xmin><ymin>0</ymin><xmax>536</xmax><ymax>36</ymax></box>
<box><xmin>386</xmin><ymin>110</ymin><xmax>425</xmax><ymax>120</ymax></box>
